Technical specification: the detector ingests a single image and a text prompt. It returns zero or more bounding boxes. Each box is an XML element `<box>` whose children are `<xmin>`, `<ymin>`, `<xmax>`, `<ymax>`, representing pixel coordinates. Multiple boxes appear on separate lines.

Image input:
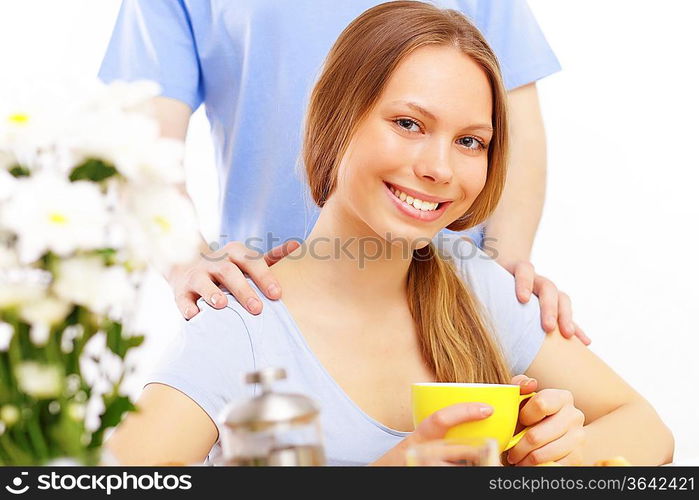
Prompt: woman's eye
<box><xmin>457</xmin><ymin>136</ymin><xmax>487</xmax><ymax>151</ymax></box>
<box><xmin>395</xmin><ymin>118</ymin><xmax>421</xmax><ymax>132</ymax></box>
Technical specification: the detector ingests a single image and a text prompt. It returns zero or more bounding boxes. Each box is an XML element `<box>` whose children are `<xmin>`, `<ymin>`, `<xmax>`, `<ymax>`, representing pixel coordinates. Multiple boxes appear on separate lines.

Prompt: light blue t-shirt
<box><xmin>98</xmin><ymin>0</ymin><xmax>561</xmax><ymax>251</ymax></box>
<box><xmin>146</xmin><ymin>235</ymin><xmax>546</xmax><ymax>465</ymax></box>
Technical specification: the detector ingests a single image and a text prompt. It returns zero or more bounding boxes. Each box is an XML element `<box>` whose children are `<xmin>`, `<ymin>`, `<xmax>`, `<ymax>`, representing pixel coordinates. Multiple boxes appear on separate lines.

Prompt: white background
<box><xmin>0</xmin><ymin>0</ymin><xmax>697</xmax><ymax>463</ymax></box>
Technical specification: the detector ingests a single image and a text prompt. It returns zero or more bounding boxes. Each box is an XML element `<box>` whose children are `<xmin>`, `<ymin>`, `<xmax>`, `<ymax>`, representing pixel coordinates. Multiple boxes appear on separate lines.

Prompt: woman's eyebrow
<box><xmin>391</xmin><ymin>100</ymin><xmax>493</xmax><ymax>134</ymax></box>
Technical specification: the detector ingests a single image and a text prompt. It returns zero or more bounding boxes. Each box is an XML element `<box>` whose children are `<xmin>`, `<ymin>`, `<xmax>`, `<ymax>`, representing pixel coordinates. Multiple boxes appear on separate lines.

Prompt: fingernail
<box><xmin>211</xmin><ymin>294</ymin><xmax>222</xmax><ymax>306</ymax></box>
<box><xmin>547</xmin><ymin>316</ymin><xmax>556</xmax><ymax>328</ymax></box>
<box><xmin>568</xmin><ymin>323</ymin><xmax>575</xmax><ymax>334</ymax></box>
<box><xmin>184</xmin><ymin>306</ymin><xmax>192</xmax><ymax>319</ymax></box>
<box><xmin>480</xmin><ymin>406</ymin><xmax>493</xmax><ymax>417</ymax></box>
<box><xmin>246</xmin><ymin>297</ymin><xmax>261</xmax><ymax>313</ymax></box>
<box><xmin>267</xmin><ymin>284</ymin><xmax>280</xmax><ymax>297</ymax></box>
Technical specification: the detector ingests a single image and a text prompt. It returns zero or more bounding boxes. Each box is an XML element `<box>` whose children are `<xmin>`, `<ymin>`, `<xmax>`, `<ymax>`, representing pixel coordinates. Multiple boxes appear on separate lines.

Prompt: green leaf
<box><xmin>89</xmin><ymin>394</ymin><xmax>135</xmax><ymax>449</ymax></box>
<box><xmin>8</xmin><ymin>164</ymin><xmax>30</xmax><ymax>177</ymax></box>
<box><xmin>94</xmin><ymin>248</ymin><xmax>118</xmax><ymax>266</ymax></box>
<box><xmin>49</xmin><ymin>411</ymin><xmax>87</xmax><ymax>462</ymax></box>
<box><xmin>69</xmin><ymin>158</ymin><xmax>117</xmax><ymax>182</ymax></box>
<box><xmin>0</xmin><ymin>433</ymin><xmax>35</xmax><ymax>465</ymax></box>
<box><xmin>104</xmin><ymin>320</ymin><xmax>143</xmax><ymax>358</ymax></box>
<box><xmin>105</xmin><ymin>321</ymin><xmax>122</xmax><ymax>358</ymax></box>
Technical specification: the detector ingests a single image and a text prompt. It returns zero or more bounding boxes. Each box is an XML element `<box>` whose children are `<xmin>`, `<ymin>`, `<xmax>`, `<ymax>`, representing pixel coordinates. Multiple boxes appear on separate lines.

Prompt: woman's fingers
<box><xmin>513</xmin><ymin>425</ymin><xmax>586</xmax><ymax>466</ymax></box>
<box><xmin>507</xmin><ymin>404</ymin><xmax>583</xmax><ymax>464</ymax></box>
<box><xmin>532</xmin><ymin>275</ymin><xmax>559</xmax><ymax>332</ymax></box>
<box><xmin>518</xmin><ymin>389</ymin><xmax>571</xmax><ymax>427</ymax></box>
<box><xmin>414</xmin><ymin>403</ymin><xmax>493</xmax><ymax>442</ymax></box>
<box><xmin>510</xmin><ymin>374</ymin><xmax>538</xmax><ymax>394</ymax></box>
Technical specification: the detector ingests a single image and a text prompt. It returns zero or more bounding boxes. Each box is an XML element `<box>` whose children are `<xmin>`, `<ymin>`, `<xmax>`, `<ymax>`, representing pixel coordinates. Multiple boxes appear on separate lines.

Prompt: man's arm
<box><xmin>150</xmin><ymin>96</ymin><xmax>296</xmax><ymax>318</ymax></box>
<box><xmin>151</xmin><ymin>96</ymin><xmax>192</xmax><ymax>141</ymax></box>
<box><xmin>485</xmin><ymin>82</ymin><xmax>547</xmax><ymax>266</ymax></box>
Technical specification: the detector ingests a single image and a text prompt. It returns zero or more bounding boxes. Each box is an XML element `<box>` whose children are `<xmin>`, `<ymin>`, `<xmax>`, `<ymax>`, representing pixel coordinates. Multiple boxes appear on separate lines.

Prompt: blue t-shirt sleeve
<box><xmin>458</xmin><ymin>0</ymin><xmax>561</xmax><ymax>90</ymax></box>
<box><xmin>439</xmin><ymin>235</ymin><xmax>545</xmax><ymax>375</ymax></box>
<box><xmin>144</xmin><ymin>295</ymin><xmax>255</xmax><ymax>432</ymax></box>
<box><xmin>98</xmin><ymin>0</ymin><xmax>203</xmax><ymax>111</ymax></box>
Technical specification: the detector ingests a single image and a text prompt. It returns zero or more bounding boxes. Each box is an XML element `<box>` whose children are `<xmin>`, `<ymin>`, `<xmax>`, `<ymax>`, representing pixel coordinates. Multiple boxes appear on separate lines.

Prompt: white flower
<box><xmin>113</xmin><ymin>136</ymin><xmax>185</xmax><ymax>185</ymax></box>
<box><xmin>0</xmin><ymin>149</ymin><xmax>17</xmax><ymax>170</ymax></box>
<box><xmin>0</xmin><ymin>168</ymin><xmax>17</xmax><ymax>201</ymax></box>
<box><xmin>19</xmin><ymin>295</ymin><xmax>71</xmax><ymax>330</ymax></box>
<box><xmin>53</xmin><ymin>256</ymin><xmax>132</xmax><ymax>316</ymax></box>
<box><xmin>67</xmin><ymin>402</ymin><xmax>86</xmax><ymax>421</ymax></box>
<box><xmin>84</xmin><ymin>79</ymin><xmax>161</xmax><ymax>115</ymax></box>
<box><xmin>1</xmin><ymin>171</ymin><xmax>109</xmax><ymax>263</ymax></box>
<box><xmin>0</xmin><ymin>405</ymin><xmax>20</xmax><ymax>426</ymax></box>
<box><xmin>15</xmin><ymin>361</ymin><xmax>63</xmax><ymax>399</ymax></box>
<box><xmin>29</xmin><ymin>323</ymin><xmax>50</xmax><ymax>346</ymax></box>
<box><xmin>0</xmin><ymin>245</ymin><xmax>18</xmax><ymax>269</ymax></box>
<box><xmin>0</xmin><ymin>84</ymin><xmax>70</xmax><ymax>160</ymax></box>
<box><xmin>67</xmin><ymin>109</ymin><xmax>159</xmax><ymax>173</ymax></box>
<box><xmin>0</xmin><ymin>322</ymin><xmax>12</xmax><ymax>351</ymax></box>
<box><xmin>61</xmin><ymin>325</ymin><xmax>83</xmax><ymax>354</ymax></box>
<box><xmin>0</xmin><ymin>274</ymin><xmax>46</xmax><ymax>308</ymax></box>
<box><xmin>121</xmin><ymin>186</ymin><xmax>200</xmax><ymax>270</ymax></box>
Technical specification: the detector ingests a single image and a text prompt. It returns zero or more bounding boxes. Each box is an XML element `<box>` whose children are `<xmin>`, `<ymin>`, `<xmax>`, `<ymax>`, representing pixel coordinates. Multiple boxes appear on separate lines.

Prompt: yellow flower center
<box><xmin>48</xmin><ymin>212</ymin><xmax>68</xmax><ymax>225</ymax></box>
<box><xmin>153</xmin><ymin>215</ymin><xmax>171</xmax><ymax>233</ymax></box>
<box><xmin>8</xmin><ymin>113</ymin><xmax>29</xmax><ymax>124</ymax></box>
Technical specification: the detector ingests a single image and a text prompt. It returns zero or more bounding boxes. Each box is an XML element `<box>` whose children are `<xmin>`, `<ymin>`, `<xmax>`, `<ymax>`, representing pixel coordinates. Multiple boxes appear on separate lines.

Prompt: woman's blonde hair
<box><xmin>303</xmin><ymin>1</ymin><xmax>511</xmax><ymax>383</ymax></box>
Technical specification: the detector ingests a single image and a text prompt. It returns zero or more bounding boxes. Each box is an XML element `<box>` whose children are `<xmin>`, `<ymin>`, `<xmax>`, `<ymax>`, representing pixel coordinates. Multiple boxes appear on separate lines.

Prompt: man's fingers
<box><xmin>574</xmin><ymin>323</ymin><xmax>592</xmax><ymax>345</ymax></box>
<box><xmin>415</xmin><ymin>403</ymin><xmax>493</xmax><ymax>442</ymax></box>
<box><xmin>210</xmin><ymin>264</ymin><xmax>263</xmax><ymax>314</ymax></box>
<box><xmin>189</xmin><ymin>274</ymin><xmax>230</xmax><ymax>310</ymax></box>
<box><xmin>556</xmin><ymin>292</ymin><xmax>575</xmax><ymax>338</ymax></box>
<box><xmin>174</xmin><ymin>292</ymin><xmax>200</xmax><ymax>320</ymax></box>
<box><xmin>264</xmin><ymin>240</ymin><xmax>301</xmax><ymax>266</ymax></box>
<box><xmin>513</xmin><ymin>262</ymin><xmax>534</xmax><ymax>303</ymax></box>
<box><xmin>229</xmin><ymin>250</ymin><xmax>282</xmax><ymax>300</ymax></box>
<box><xmin>533</xmin><ymin>276</ymin><xmax>558</xmax><ymax>332</ymax></box>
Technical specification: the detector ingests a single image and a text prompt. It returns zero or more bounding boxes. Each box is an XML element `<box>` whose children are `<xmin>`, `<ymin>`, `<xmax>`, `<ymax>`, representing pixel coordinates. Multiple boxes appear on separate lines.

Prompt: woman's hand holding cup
<box><xmin>506</xmin><ymin>385</ymin><xmax>586</xmax><ymax>466</ymax></box>
<box><xmin>371</xmin><ymin>402</ymin><xmax>494</xmax><ymax>466</ymax></box>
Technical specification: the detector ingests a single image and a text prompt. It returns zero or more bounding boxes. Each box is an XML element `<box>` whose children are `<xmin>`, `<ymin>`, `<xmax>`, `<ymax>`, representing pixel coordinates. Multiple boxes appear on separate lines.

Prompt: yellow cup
<box><xmin>412</xmin><ymin>383</ymin><xmax>535</xmax><ymax>452</ymax></box>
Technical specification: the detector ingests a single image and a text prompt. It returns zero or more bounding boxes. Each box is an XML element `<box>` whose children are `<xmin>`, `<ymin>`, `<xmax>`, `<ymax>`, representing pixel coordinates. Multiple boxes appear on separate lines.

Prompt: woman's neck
<box><xmin>274</xmin><ymin>200</ymin><xmax>415</xmax><ymax>308</ymax></box>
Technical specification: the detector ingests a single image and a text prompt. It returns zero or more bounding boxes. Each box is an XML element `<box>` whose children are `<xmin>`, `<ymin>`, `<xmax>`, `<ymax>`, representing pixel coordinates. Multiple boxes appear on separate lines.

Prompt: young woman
<box><xmin>106</xmin><ymin>2</ymin><xmax>673</xmax><ymax>466</ymax></box>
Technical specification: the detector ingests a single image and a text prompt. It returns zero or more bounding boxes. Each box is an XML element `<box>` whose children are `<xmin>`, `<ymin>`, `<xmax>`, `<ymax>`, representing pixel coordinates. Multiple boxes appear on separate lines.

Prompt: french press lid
<box><xmin>222</xmin><ymin>367</ymin><xmax>320</xmax><ymax>432</ymax></box>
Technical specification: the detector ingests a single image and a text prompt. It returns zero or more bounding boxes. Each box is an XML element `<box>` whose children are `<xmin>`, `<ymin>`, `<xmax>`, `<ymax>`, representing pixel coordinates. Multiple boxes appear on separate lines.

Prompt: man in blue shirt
<box><xmin>99</xmin><ymin>0</ymin><xmax>589</xmax><ymax>343</ymax></box>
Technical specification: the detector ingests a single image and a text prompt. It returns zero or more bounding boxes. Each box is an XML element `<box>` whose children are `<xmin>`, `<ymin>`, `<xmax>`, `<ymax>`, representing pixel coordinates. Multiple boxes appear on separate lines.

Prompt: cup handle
<box><xmin>504</xmin><ymin>392</ymin><xmax>536</xmax><ymax>451</ymax></box>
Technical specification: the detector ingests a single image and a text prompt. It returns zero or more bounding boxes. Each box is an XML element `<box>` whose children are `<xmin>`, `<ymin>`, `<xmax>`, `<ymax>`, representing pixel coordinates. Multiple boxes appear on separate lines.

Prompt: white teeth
<box><xmin>388</xmin><ymin>184</ymin><xmax>440</xmax><ymax>211</ymax></box>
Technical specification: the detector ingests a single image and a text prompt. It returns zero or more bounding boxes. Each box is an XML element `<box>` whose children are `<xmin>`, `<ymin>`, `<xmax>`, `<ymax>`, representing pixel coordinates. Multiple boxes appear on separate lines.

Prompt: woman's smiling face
<box><xmin>332</xmin><ymin>44</ymin><xmax>494</xmax><ymax>247</ymax></box>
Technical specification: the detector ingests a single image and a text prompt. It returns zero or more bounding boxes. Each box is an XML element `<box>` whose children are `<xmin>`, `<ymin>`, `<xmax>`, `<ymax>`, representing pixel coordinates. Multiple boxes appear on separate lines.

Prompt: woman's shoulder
<box><xmin>435</xmin><ymin>232</ymin><xmax>546</xmax><ymax>374</ymax></box>
<box><xmin>435</xmin><ymin>232</ymin><xmax>512</xmax><ymax>297</ymax></box>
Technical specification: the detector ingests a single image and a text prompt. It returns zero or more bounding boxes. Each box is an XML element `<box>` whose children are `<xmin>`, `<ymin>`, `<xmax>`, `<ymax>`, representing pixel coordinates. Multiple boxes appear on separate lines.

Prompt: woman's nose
<box><xmin>413</xmin><ymin>139</ymin><xmax>453</xmax><ymax>184</ymax></box>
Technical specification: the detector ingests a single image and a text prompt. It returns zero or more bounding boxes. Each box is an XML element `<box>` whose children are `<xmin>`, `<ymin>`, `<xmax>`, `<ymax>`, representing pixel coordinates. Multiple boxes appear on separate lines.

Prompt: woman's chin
<box><xmin>370</xmin><ymin>223</ymin><xmax>440</xmax><ymax>251</ymax></box>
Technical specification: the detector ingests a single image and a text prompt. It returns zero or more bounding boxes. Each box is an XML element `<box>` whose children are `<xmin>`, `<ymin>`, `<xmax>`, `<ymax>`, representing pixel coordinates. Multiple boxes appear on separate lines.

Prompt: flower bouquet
<box><xmin>0</xmin><ymin>79</ymin><xmax>200</xmax><ymax>465</ymax></box>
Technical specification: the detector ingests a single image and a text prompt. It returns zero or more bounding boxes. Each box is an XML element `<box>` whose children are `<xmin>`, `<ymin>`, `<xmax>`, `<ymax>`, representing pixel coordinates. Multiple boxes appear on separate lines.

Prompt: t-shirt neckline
<box><xmin>271</xmin><ymin>294</ymin><xmax>411</xmax><ymax>438</ymax></box>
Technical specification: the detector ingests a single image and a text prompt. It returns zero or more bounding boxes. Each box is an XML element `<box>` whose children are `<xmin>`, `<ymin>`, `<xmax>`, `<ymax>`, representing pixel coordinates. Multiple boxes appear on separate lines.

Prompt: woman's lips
<box><xmin>383</xmin><ymin>181</ymin><xmax>451</xmax><ymax>223</ymax></box>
